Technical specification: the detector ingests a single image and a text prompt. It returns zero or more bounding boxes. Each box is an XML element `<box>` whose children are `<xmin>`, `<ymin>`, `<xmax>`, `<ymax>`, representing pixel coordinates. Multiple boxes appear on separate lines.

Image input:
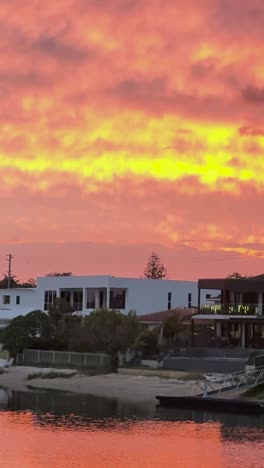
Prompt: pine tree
<box><xmin>143</xmin><ymin>252</ymin><xmax>167</xmax><ymax>279</ymax></box>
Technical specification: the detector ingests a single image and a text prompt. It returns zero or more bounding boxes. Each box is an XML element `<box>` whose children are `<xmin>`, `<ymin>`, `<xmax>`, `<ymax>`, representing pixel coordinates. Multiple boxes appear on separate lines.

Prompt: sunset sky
<box><xmin>1</xmin><ymin>0</ymin><xmax>264</xmax><ymax>280</ymax></box>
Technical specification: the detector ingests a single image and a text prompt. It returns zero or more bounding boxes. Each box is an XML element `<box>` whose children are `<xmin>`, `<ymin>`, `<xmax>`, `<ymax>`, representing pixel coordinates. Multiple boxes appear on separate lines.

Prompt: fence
<box><xmin>21</xmin><ymin>349</ymin><xmax>112</xmax><ymax>370</ymax></box>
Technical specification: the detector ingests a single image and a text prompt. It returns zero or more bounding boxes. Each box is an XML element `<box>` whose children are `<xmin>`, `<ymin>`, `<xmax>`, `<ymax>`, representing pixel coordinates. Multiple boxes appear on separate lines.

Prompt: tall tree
<box><xmin>143</xmin><ymin>252</ymin><xmax>167</xmax><ymax>279</ymax></box>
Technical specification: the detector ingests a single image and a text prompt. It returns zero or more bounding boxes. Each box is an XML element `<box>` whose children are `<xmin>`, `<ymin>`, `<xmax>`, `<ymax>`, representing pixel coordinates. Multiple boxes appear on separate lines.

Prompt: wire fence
<box><xmin>19</xmin><ymin>349</ymin><xmax>112</xmax><ymax>370</ymax></box>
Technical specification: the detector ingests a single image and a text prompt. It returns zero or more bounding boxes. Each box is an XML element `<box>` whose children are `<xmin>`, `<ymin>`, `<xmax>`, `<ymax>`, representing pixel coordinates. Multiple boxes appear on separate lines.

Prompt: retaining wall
<box><xmin>163</xmin><ymin>357</ymin><xmax>247</xmax><ymax>373</ymax></box>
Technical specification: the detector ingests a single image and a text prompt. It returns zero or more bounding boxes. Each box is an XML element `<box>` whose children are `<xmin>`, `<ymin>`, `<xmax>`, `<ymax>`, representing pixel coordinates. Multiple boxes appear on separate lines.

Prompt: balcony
<box><xmin>200</xmin><ymin>304</ymin><xmax>263</xmax><ymax>316</ymax></box>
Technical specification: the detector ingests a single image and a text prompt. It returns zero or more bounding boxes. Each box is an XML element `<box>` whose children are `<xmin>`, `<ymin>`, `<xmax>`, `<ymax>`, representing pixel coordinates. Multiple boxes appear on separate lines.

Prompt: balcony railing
<box><xmin>200</xmin><ymin>304</ymin><xmax>263</xmax><ymax>316</ymax></box>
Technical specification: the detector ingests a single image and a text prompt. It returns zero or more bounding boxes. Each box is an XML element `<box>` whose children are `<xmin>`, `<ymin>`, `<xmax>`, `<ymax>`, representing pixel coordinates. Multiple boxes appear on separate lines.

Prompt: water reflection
<box><xmin>2</xmin><ymin>387</ymin><xmax>264</xmax><ymax>440</ymax></box>
<box><xmin>157</xmin><ymin>407</ymin><xmax>264</xmax><ymax>443</ymax></box>
<box><xmin>0</xmin><ymin>388</ymin><xmax>264</xmax><ymax>467</ymax></box>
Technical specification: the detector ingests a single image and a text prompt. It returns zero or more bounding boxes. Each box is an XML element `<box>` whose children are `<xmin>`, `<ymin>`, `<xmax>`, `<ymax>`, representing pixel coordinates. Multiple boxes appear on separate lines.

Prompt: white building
<box><xmin>0</xmin><ymin>275</ymin><xmax>218</xmax><ymax>327</ymax></box>
<box><xmin>0</xmin><ymin>288</ymin><xmax>38</xmax><ymax>327</ymax></box>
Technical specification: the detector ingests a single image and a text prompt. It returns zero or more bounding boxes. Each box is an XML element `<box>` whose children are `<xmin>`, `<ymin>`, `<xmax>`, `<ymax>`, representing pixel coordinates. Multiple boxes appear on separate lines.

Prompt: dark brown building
<box><xmin>192</xmin><ymin>275</ymin><xmax>264</xmax><ymax>348</ymax></box>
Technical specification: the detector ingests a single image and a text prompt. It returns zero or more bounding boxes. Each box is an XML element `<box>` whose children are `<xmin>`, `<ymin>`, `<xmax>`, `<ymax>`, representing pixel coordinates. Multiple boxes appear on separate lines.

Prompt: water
<box><xmin>0</xmin><ymin>388</ymin><xmax>264</xmax><ymax>467</ymax></box>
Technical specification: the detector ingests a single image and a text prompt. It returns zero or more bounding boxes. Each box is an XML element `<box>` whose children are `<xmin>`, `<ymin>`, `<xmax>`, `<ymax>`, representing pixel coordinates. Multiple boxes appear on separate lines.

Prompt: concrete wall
<box><xmin>163</xmin><ymin>357</ymin><xmax>247</xmax><ymax>373</ymax></box>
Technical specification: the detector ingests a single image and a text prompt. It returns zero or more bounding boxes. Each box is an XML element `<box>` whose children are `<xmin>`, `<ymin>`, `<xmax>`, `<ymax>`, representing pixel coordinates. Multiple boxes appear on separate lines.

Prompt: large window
<box><xmin>87</xmin><ymin>289</ymin><xmax>96</xmax><ymax>309</ymax></box>
<box><xmin>99</xmin><ymin>290</ymin><xmax>105</xmax><ymax>308</ymax></box>
<box><xmin>109</xmin><ymin>289</ymin><xmax>126</xmax><ymax>310</ymax></box>
<box><xmin>3</xmin><ymin>295</ymin><xmax>10</xmax><ymax>305</ymax></box>
<box><xmin>60</xmin><ymin>290</ymin><xmax>71</xmax><ymax>303</ymax></box>
<box><xmin>44</xmin><ymin>290</ymin><xmax>57</xmax><ymax>311</ymax></box>
<box><xmin>73</xmin><ymin>290</ymin><xmax>83</xmax><ymax>311</ymax></box>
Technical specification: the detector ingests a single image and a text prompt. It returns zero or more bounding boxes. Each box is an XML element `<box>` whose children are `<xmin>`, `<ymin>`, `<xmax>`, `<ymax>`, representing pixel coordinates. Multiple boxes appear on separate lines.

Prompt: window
<box><xmin>60</xmin><ymin>290</ymin><xmax>71</xmax><ymax>303</ymax></box>
<box><xmin>168</xmin><ymin>292</ymin><xmax>172</xmax><ymax>310</ymax></box>
<box><xmin>3</xmin><ymin>295</ymin><xmax>10</xmax><ymax>305</ymax></box>
<box><xmin>44</xmin><ymin>290</ymin><xmax>57</xmax><ymax>311</ymax></box>
<box><xmin>16</xmin><ymin>296</ymin><xmax>20</xmax><ymax>305</ymax></box>
<box><xmin>188</xmin><ymin>293</ymin><xmax>192</xmax><ymax>308</ymax></box>
<box><xmin>87</xmin><ymin>289</ymin><xmax>96</xmax><ymax>309</ymax></box>
<box><xmin>206</xmin><ymin>294</ymin><xmax>211</xmax><ymax>300</ymax></box>
<box><xmin>109</xmin><ymin>289</ymin><xmax>126</xmax><ymax>309</ymax></box>
<box><xmin>99</xmin><ymin>290</ymin><xmax>105</xmax><ymax>308</ymax></box>
<box><xmin>73</xmin><ymin>290</ymin><xmax>83</xmax><ymax>311</ymax></box>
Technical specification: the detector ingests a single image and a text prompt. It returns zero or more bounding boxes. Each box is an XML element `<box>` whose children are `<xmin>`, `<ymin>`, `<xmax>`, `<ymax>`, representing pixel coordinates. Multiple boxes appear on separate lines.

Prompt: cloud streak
<box><xmin>1</xmin><ymin>0</ymin><xmax>264</xmax><ymax>278</ymax></box>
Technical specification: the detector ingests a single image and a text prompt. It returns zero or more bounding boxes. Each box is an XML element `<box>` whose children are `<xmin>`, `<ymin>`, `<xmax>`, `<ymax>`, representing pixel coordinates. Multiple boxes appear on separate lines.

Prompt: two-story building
<box><xmin>192</xmin><ymin>275</ymin><xmax>264</xmax><ymax>348</ymax></box>
<box><xmin>0</xmin><ymin>275</ymin><xmax>216</xmax><ymax>328</ymax></box>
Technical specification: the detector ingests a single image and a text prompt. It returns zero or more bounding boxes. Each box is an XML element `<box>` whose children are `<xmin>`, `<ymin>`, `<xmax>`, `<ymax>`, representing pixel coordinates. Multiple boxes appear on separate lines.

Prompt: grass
<box><xmin>27</xmin><ymin>371</ymin><xmax>77</xmax><ymax>381</ymax></box>
<box><xmin>241</xmin><ymin>383</ymin><xmax>264</xmax><ymax>399</ymax></box>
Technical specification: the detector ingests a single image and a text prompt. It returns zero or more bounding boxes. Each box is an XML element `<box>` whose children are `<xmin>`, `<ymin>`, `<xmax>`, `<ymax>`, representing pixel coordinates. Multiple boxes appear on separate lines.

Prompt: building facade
<box><xmin>0</xmin><ymin>275</ymin><xmax>216</xmax><ymax>327</ymax></box>
<box><xmin>0</xmin><ymin>288</ymin><xmax>38</xmax><ymax>327</ymax></box>
<box><xmin>192</xmin><ymin>275</ymin><xmax>264</xmax><ymax>348</ymax></box>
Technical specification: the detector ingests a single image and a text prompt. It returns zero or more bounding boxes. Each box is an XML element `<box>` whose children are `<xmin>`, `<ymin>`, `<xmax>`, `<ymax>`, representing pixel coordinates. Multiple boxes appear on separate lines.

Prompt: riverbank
<box><xmin>0</xmin><ymin>366</ymin><xmax>197</xmax><ymax>404</ymax></box>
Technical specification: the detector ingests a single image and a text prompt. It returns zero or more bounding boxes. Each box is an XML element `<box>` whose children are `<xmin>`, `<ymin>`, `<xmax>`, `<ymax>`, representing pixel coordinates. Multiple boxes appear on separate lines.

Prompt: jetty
<box><xmin>157</xmin><ymin>365</ymin><xmax>264</xmax><ymax>413</ymax></box>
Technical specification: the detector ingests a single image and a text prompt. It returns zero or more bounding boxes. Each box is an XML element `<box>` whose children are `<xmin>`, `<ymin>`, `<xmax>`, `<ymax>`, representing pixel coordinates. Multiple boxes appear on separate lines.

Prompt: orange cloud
<box><xmin>1</xmin><ymin>0</ymin><xmax>264</xmax><ymax>278</ymax></box>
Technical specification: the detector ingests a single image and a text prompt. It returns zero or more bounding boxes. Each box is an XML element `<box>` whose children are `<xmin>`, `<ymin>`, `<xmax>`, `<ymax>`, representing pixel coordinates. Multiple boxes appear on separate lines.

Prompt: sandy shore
<box><xmin>0</xmin><ymin>366</ymin><xmax>196</xmax><ymax>404</ymax></box>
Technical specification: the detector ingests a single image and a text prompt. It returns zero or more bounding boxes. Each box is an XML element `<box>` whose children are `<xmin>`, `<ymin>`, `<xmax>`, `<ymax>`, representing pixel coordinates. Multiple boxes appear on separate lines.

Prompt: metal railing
<box><xmin>200</xmin><ymin>304</ymin><xmax>262</xmax><ymax>315</ymax></box>
<box><xmin>254</xmin><ymin>354</ymin><xmax>264</xmax><ymax>368</ymax></box>
<box><xmin>192</xmin><ymin>365</ymin><xmax>264</xmax><ymax>397</ymax></box>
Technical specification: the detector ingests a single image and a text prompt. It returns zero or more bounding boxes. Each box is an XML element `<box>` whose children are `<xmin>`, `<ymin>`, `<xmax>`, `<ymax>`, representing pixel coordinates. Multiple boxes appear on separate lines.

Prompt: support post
<box><xmin>106</xmin><ymin>287</ymin><xmax>110</xmax><ymax>309</ymax></box>
<box><xmin>83</xmin><ymin>288</ymin><xmax>87</xmax><ymax>312</ymax></box>
<box><xmin>198</xmin><ymin>288</ymin><xmax>201</xmax><ymax>311</ymax></box>
<box><xmin>191</xmin><ymin>319</ymin><xmax>194</xmax><ymax>346</ymax></box>
<box><xmin>258</xmin><ymin>292</ymin><xmax>263</xmax><ymax>315</ymax></box>
<box><xmin>241</xmin><ymin>321</ymin><xmax>246</xmax><ymax>348</ymax></box>
<box><xmin>216</xmin><ymin>321</ymin><xmax>221</xmax><ymax>345</ymax></box>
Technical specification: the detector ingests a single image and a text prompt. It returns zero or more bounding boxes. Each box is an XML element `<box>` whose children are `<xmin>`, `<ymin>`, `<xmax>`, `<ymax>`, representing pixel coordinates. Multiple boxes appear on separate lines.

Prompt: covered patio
<box><xmin>192</xmin><ymin>316</ymin><xmax>264</xmax><ymax>349</ymax></box>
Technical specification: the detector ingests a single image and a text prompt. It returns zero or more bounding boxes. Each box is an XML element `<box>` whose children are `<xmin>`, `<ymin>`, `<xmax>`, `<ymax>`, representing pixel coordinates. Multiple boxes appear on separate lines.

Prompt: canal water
<box><xmin>0</xmin><ymin>388</ymin><xmax>264</xmax><ymax>467</ymax></box>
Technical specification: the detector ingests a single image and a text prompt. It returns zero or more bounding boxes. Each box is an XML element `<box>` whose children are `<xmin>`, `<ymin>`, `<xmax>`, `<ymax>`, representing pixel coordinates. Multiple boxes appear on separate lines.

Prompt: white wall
<box><xmin>36</xmin><ymin>276</ymin><xmax>219</xmax><ymax>315</ymax></box>
<box><xmin>0</xmin><ymin>288</ymin><xmax>37</xmax><ymax>322</ymax></box>
<box><xmin>0</xmin><ymin>276</ymin><xmax>219</xmax><ymax>322</ymax></box>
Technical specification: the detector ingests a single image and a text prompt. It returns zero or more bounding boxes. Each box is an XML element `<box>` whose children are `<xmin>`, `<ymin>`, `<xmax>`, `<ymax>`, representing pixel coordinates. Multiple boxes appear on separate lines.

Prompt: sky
<box><xmin>1</xmin><ymin>0</ymin><xmax>264</xmax><ymax>280</ymax></box>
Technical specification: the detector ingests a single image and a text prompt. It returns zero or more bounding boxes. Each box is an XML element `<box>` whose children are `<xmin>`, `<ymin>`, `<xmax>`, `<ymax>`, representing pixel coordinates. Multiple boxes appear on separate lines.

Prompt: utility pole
<box><xmin>6</xmin><ymin>254</ymin><xmax>13</xmax><ymax>289</ymax></box>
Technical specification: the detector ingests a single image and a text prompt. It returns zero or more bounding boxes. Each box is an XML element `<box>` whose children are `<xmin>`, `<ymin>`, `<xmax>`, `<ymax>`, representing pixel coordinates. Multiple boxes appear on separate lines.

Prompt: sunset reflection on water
<box><xmin>1</xmin><ymin>409</ymin><xmax>264</xmax><ymax>468</ymax></box>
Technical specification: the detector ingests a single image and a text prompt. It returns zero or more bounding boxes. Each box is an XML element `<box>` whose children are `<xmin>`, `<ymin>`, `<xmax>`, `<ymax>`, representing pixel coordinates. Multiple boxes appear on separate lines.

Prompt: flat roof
<box><xmin>198</xmin><ymin>278</ymin><xmax>264</xmax><ymax>292</ymax></box>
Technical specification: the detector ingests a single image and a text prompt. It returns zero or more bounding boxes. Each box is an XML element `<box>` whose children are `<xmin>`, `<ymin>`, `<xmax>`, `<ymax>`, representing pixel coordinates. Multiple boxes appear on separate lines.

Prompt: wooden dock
<box><xmin>156</xmin><ymin>395</ymin><xmax>264</xmax><ymax>413</ymax></box>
